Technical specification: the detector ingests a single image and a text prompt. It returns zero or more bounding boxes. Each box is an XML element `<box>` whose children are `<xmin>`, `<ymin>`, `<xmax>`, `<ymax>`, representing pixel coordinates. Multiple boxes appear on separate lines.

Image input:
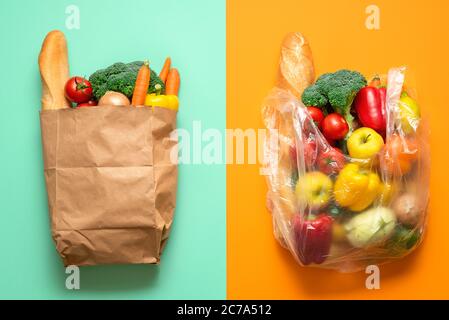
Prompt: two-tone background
<box><xmin>1</xmin><ymin>0</ymin><xmax>449</xmax><ymax>299</ymax></box>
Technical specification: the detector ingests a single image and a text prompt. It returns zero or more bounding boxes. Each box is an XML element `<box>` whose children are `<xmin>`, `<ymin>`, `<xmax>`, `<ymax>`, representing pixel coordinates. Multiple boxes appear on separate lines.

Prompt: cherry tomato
<box><xmin>317</xmin><ymin>147</ymin><xmax>346</xmax><ymax>175</ymax></box>
<box><xmin>77</xmin><ymin>100</ymin><xmax>98</xmax><ymax>108</ymax></box>
<box><xmin>306</xmin><ymin>107</ymin><xmax>325</xmax><ymax>129</ymax></box>
<box><xmin>65</xmin><ymin>76</ymin><xmax>93</xmax><ymax>103</ymax></box>
<box><xmin>321</xmin><ymin>113</ymin><xmax>349</xmax><ymax>141</ymax></box>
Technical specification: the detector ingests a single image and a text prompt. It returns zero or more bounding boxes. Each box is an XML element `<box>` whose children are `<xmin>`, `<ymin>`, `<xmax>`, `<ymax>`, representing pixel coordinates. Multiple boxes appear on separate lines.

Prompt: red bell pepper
<box><xmin>292</xmin><ymin>214</ymin><xmax>333</xmax><ymax>265</ymax></box>
<box><xmin>354</xmin><ymin>77</ymin><xmax>387</xmax><ymax>134</ymax></box>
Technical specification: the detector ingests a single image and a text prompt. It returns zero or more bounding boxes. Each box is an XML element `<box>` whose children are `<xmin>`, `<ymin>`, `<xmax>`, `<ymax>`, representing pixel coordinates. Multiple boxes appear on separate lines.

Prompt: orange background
<box><xmin>227</xmin><ymin>0</ymin><xmax>449</xmax><ymax>299</ymax></box>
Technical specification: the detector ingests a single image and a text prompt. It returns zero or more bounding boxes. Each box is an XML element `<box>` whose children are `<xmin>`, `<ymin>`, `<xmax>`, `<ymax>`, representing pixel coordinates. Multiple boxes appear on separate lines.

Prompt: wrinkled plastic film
<box><xmin>262</xmin><ymin>67</ymin><xmax>429</xmax><ymax>272</ymax></box>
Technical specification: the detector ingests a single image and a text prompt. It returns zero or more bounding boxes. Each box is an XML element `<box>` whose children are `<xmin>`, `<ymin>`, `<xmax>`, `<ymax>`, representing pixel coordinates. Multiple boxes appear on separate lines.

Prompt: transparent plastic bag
<box><xmin>262</xmin><ymin>67</ymin><xmax>430</xmax><ymax>272</ymax></box>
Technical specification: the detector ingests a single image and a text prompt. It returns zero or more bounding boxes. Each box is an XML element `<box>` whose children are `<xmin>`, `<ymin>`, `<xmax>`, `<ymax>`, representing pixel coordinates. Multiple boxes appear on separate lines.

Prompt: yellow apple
<box><xmin>295</xmin><ymin>171</ymin><xmax>333</xmax><ymax>210</ymax></box>
<box><xmin>347</xmin><ymin>127</ymin><xmax>384</xmax><ymax>160</ymax></box>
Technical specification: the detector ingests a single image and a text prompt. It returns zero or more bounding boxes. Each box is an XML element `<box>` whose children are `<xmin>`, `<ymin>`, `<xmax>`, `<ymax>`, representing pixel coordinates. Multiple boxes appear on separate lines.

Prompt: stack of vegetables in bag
<box><xmin>62</xmin><ymin>58</ymin><xmax>181</xmax><ymax>108</ymax></box>
<box><xmin>293</xmin><ymin>70</ymin><xmax>424</xmax><ymax>266</ymax></box>
<box><xmin>263</xmin><ymin>32</ymin><xmax>428</xmax><ymax>271</ymax></box>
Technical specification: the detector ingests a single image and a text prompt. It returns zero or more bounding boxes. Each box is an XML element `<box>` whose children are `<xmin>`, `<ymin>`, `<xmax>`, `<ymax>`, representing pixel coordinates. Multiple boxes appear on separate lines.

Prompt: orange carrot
<box><xmin>159</xmin><ymin>57</ymin><xmax>171</xmax><ymax>83</ymax></box>
<box><xmin>165</xmin><ymin>68</ymin><xmax>180</xmax><ymax>96</ymax></box>
<box><xmin>131</xmin><ymin>60</ymin><xmax>150</xmax><ymax>106</ymax></box>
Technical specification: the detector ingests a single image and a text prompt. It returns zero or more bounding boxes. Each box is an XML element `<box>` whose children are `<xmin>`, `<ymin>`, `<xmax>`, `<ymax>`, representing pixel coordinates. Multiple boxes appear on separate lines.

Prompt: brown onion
<box><xmin>98</xmin><ymin>91</ymin><xmax>130</xmax><ymax>106</ymax></box>
<box><xmin>392</xmin><ymin>193</ymin><xmax>422</xmax><ymax>226</ymax></box>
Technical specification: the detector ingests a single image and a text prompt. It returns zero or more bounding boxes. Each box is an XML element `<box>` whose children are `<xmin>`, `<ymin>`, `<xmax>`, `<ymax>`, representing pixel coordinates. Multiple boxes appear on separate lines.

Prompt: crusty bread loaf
<box><xmin>277</xmin><ymin>32</ymin><xmax>315</xmax><ymax>99</ymax></box>
<box><xmin>38</xmin><ymin>30</ymin><xmax>71</xmax><ymax>110</ymax></box>
<box><xmin>264</xmin><ymin>33</ymin><xmax>316</xmax><ymax>227</ymax></box>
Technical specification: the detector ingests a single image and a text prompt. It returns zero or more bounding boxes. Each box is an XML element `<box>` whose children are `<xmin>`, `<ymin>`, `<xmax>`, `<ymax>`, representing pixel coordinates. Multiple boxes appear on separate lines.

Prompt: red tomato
<box><xmin>65</xmin><ymin>77</ymin><xmax>93</xmax><ymax>103</ymax></box>
<box><xmin>317</xmin><ymin>147</ymin><xmax>346</xmax><ymax>175</ymax></box>
<box><xmin>306</xmin><ymin>107</ymin><xmax>325</xmax><ymax>129</ymax></box>
<box><xmin>77</xmin><ymin>100</ymin><xmax>98</xmax><ymax>108</ymax></box>
<box><xmin>321</xmin><ymin>113</ymin><xmax>349</xmax><ymax>141</ymax></box>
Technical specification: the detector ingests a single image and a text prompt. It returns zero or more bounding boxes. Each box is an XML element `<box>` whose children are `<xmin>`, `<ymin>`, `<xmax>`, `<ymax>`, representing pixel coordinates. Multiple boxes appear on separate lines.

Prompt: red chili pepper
<box><xmin>292</xmin><ymin>214</ymin><xmax>333</xmax><ymax>265</ymax></box>
<box><xmin>354</xmin><ymin>76</ymin><xmax>387</xmax><ymax>134</ymax></box>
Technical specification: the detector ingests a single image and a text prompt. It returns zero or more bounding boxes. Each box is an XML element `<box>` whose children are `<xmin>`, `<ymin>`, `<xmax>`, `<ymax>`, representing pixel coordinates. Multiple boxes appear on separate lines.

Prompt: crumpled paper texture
<box><xmin>40</xmin><ymin>105</ymin><xmax>177</xmax><ymax>266</ymax></box>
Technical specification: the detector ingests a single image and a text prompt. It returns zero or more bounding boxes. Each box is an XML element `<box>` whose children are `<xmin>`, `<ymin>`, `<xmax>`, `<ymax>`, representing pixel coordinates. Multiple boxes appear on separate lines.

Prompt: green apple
<box><xmin>295</xmin><ymin>171</ymin><xmax>333</xmax><ymax>210</ymax></box>
<box><xmin>347</xmin><ymin>127</ymin><xmax>384</xmax><ymax>160</ymax></box>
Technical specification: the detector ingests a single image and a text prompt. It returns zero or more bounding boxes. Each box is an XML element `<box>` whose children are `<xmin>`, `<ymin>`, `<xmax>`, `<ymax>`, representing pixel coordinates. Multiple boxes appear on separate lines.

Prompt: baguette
<box><xmin>263</xmin><ymin>34</ymin><xmax>315</xmax><ymax>234</ymax></box>
<box><xmin>38</xmin><ymin>30</ymin><xmax>71</xmax><ymax>110</ymax></box>
<box><xmin>277</xmin><ymin>32</ymin><xmax>315</xmax><ymax>99</ymax></box>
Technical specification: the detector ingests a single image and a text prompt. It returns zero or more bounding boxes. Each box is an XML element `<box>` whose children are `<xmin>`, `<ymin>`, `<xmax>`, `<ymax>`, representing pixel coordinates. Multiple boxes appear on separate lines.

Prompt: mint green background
<box><xmin>0</xmin><ymin>0</ymin><xmax>225</xmax><ymax>299</ymax></box>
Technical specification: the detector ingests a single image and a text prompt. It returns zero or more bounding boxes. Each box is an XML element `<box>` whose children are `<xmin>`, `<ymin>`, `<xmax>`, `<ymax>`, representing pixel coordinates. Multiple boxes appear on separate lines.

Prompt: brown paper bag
<box><xmin>40</xmin><ymin>105</ymin><xmax>178</xmax><ymax>266</ymax></box>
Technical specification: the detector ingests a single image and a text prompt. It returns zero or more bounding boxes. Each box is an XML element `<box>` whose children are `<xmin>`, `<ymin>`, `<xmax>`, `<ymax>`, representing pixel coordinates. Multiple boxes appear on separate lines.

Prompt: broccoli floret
<box><xmin>316</xmin><ymin>70</ymin><xmax>366</xmax><ymax>112</ymax></box>
<box><xmin>301</xmin><ymin>85</ymin><xmax>328</xmax><ymax>107</ymax></box>
<box><xmin>89</xmin><ymin>61</ymin><xmax>165</xmax><ymax>100</ymax></box>
<box><xmin>301</xmin><ymin>69</ymin><xmax>367</xmax><ymax>127</ymax></box>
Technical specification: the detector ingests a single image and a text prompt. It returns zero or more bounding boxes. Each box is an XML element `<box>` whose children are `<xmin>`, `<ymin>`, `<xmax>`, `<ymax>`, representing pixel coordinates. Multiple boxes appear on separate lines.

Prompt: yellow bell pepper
<box><xmin>334</xmin><ymin>164</ymin><xmax>368</xmax><ymax>207</ymax></box>
<box><xmin>333</xmin><ymin>163</ymin><xmax>382</xmax><ymax>212</ymax></box>
<box><xmin>378</xmin><ymin>181</ymin><xmax>398</xmax><ymax>205</ymax></box>
<box><xmin>348</xmin><ymin>172</ymin><xmax>381</xmax><ymax>212</ymax></box>
<box><xmin>144</xmin><ymin>94</ymin><xmax>179</xmax><ymax>111</ymax></box>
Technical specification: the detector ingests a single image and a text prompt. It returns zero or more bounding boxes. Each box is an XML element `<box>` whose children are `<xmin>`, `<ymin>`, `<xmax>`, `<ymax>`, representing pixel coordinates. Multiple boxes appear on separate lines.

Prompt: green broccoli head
<box><xmin>89</xmin><ymin>61</ymin><xmax>165</xmax><ymax>100</ymax></box>
<box><xmin>301</xmin><ymin>69</ymin><xmax>367</xmax><ymax>128</ymax></box>
<box><xmin>301</xmin><ymin>85</ymin><xmax>328</xmax><ymax>107</ymax></box>
<box><xmin>315</xmin><ymin>69</ymin><xmax>366</xmax><ymax>111</ymax></box>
